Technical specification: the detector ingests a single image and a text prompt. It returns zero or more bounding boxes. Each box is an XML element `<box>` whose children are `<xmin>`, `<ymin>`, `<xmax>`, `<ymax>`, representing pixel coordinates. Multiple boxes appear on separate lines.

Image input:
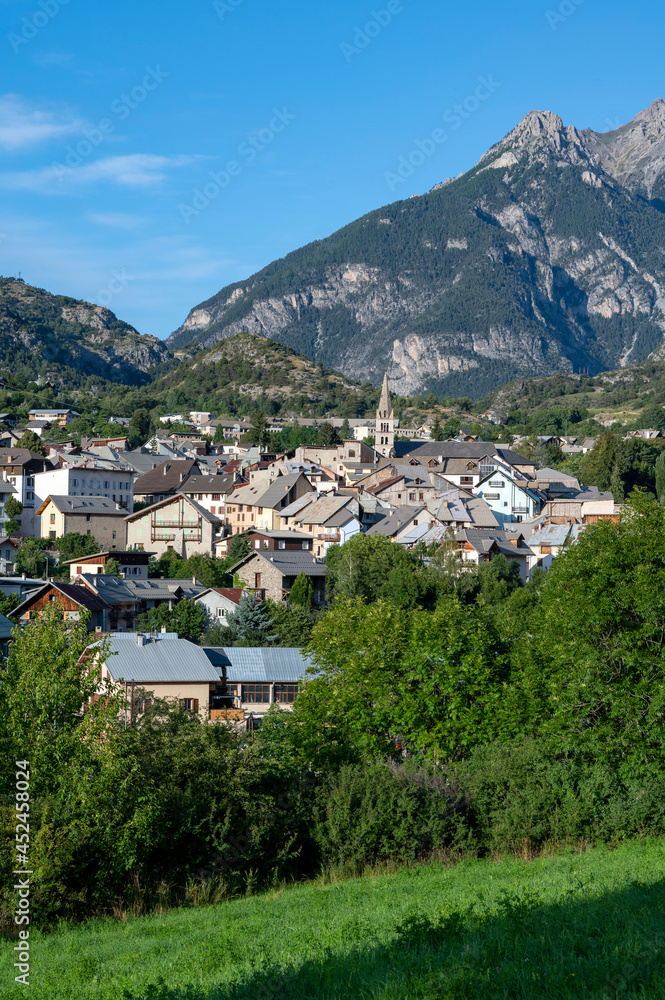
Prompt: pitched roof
<box><xmin>0</xmin><ymin>448</ymin><xmax>47</xmax><ymax>467</ymax></box>
<box><xmin>255</xmin><ymin>473</ymin><xmax>312</xmax><ymax>510</ymax></box>
<box><xmin>133</xmin><ymin>459</ymin><xmax>200</xmax><ymax>495</ymax></box>
<box><xmin>203</xmin><ymin>647</ymin><xmax>313</xmax><ymax>682</ymax></box>
<box><xmin>290</xmin><ymin>494</ymin><xmax>352</xmax><ymax>525</ymax></box>
<box><xmin>366</xmin><ymin>504</ymin><xmax>425</xmax><ymax>537</ymax></box>
<box><xmin>124</xmin><ymin>494</ymin><xmax>220</xmax><ymax>523</ymax></box>
<box><xmin>37</xmin><ymin>495</ymin><xmax>125</xmax><ymax>516</ymax></box>
<box><xmin>13</xmin><ymin>582</ymin><xmax>111</xmax><ymax>617</ymax></box>
<box><xmin>97</xmin><ymin>633</ymin><xmax>222</xmax><ymax>683</ymax></box>
<box><xmin>232</xmin><ymin>550</ymin><xmax>327</xmax><ymax>576</ymax></box>
<box><xmin>177</xmin><ymin>473</ymin><xmax>236</xmax><ymax>494</ymax></box>
<box><xmin>279</xmin><ymin>493</ymin><xmax>318</xmax><ymax>518</ymax></box>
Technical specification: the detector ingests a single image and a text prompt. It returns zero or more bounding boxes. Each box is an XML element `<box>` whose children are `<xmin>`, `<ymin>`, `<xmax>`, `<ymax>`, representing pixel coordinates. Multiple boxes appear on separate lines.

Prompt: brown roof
<box><xmin>13</xmin><ymin>582</ymin><xmax>111</xmax><ymax>617</ymax></box>
<box><xmin>212</xmin><ymin>588</ymin><xmax>245</xmax><ymax>605</ymax></box>
<box><xmin>133</xmin><ymin>459</ymin><xmax>200</xmax><ymax>495</ymax></box>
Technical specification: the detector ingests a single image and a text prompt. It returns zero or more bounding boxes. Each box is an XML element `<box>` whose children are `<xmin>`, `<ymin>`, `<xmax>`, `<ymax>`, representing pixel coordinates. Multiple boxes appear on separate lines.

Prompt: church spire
<box><xmin>378</xmin><ymin>371</ymin><xmax>393</xmax><ymax>420</ymax></box>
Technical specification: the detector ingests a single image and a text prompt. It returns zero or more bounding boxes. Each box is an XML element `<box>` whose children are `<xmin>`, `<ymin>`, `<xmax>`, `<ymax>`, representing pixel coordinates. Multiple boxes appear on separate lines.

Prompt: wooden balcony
<box><xmin>210</xmin><ymin>708</ymin><xmax>245</xmax><ymax>722</ymax></box>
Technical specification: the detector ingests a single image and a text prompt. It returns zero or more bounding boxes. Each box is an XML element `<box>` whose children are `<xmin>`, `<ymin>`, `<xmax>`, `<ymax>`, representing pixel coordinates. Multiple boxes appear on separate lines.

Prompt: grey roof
<box><xmin>204</xmin><ymin>647</ymin><xmax>313</xmax><ymax>682</ymax></box>
<box><xmin>178</xmin><ymin>473</ymin><xmax>235</xmax><ymax>495</ymax></box>
<box><xmin>99</xmin><ymin>633</ymin><xmax>223</xmax><ymax>683</ymax></box>
<box><xmin>366</xmin><ymin>504</ymin><xmax>424</xmax><ymax>537</ymax></box>
<box><xmin>290</xmin><ymin>494</ymin><xmax>352</xmax><ymax>525</ymax></box>
<box><xmin>249</xmin><ymin>529</ymin><xmax>313</xmax><ymax>540</ymax></box>
<box><xmin>233</xmin><ymin>550</ymin><xmax>327</xmax><ymax>577</ymax></box>
<box><xmin>279</xmin><ymin>493</ymin><xmax>319</xmax><ymax>517</ymax></box>
<box><xmin>133</xmin><ymin>459</ymin><xmax>201</xmax><ymax>495</ymax></box>
<box><xmin>0</xmin><ymin>480</ymin><xmax>17</xmax><ymax>495</ymax></box>
<box><xmin>255</xmin><ymin>473</ymin><xmax>312</xmax><ymax>510</ymax></box>
<box><xmin>78</xmin><ymin>574</ymin><xmax>206</xmax><ymax>602</ymax></box>
<box><xmin>42</xmin><ymin>495</ymin><xmax>126</xmax><ymax>516</ymax></box>
<box><xmin>120</xmin><ymin>452</ymin><xmax>166</xmax><ymax>475</ymax></box>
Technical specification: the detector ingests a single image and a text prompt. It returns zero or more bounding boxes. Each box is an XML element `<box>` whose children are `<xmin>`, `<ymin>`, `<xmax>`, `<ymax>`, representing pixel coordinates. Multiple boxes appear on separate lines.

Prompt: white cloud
<box><xmin>0</xmin><ymin>154</ymin><xmax>200</xmax><ymax>193</ymax></box>
<box><xmin>0</xmin><ymin>94</ymin><xmax>84</xmax><ymax>151</ymax></box>
<box><xmin>87</xmin><ymin>211</ymin><xmax>149</xmax><ymax>229</ymax></box>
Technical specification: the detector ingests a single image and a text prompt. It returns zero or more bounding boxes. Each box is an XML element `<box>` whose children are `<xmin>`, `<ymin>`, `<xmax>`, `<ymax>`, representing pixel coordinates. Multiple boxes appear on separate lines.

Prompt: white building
<box><xmin>473</xmin><ymin>468</ymin><xmax>545</xmax><ymax>525</ymax></box>
<box><xmin>33</xmin><ymin>466</ymin><xmax>136</xmax><ymax>513</ymax></box>
<box><xmin>194</xmin><ymin>587</ymin><xmax>245</xmax><ymax>628</ymax></box>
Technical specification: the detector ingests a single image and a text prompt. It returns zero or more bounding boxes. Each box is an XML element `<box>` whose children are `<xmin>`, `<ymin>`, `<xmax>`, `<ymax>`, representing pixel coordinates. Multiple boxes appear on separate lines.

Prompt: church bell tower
<box><xmin>376</xmin><ymin>372</ymin><xmax>395</xmax><ymax>458</ymax></box>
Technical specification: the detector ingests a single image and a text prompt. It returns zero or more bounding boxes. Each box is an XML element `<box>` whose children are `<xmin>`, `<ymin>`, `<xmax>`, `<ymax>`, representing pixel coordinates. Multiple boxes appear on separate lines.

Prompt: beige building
<box><xmin>125</xmin><ymin>494</ymin><xmax>220</xmax><ymax>558</ymax></box>
<box><xmin>37</xmin><ymin>495</ymin><xmax>127</xmax><ymax>548</ymax></box>
<box><xmin>225</xmin><ymin>472</ymin><xmax>313</xmax><ymax>535</ymax></box>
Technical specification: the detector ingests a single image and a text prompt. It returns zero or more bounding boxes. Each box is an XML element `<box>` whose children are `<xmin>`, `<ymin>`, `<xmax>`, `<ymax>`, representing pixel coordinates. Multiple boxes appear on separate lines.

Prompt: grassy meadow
<box><xmin>1</xmin><ymin>838</ymin><xmax>664</xmax><ymax>1000</ymax></box>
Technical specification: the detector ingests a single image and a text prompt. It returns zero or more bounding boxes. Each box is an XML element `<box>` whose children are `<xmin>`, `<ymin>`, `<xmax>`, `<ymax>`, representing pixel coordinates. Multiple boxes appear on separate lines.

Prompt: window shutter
<box><xmin>193</xmin><ymin>699</ymin><xmax>199</xmax><ymax>712</ymax></box>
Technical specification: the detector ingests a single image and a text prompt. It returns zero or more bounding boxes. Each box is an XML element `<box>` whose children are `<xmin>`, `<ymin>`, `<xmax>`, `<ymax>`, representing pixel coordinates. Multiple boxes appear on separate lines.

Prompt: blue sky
<box><xmin>0</xmin><ymin>0</ymin><xmax>663</xmax><ymax>340</ymax></box>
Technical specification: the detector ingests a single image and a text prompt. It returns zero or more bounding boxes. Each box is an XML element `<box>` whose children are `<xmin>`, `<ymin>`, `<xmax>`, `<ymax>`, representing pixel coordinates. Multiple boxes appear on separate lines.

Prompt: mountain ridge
<box><xmin>167</xmin><ymin>100</ymin><xmax>665</xmax><ymax>399</ymax></box>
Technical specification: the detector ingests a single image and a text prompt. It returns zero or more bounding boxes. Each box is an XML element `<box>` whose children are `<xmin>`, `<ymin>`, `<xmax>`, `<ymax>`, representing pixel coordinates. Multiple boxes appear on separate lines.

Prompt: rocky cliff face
<box><xmin>168</xmin><ymin>100</ymin><xmax>665</xmax><ymax>399</ymax></box>
<box><xmin>0</xmin><ymin>278</ymin><xmax>173</xmax><ymax>386</ymax></box>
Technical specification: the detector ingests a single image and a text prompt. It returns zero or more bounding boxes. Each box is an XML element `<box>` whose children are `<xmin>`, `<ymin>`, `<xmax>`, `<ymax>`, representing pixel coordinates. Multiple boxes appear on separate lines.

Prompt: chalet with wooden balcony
<box><xmin>125</xmin><ymin>494</ymin><xmax>220</xmax><ymax>558</ymax></box>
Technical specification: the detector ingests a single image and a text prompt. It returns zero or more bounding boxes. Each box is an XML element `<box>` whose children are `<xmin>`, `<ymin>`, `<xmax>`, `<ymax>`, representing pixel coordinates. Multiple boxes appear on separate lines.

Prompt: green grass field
<box><xmin>2</xmin><ymin>839</ymin><xmax>664</xmax><ymax>999</ymax></box>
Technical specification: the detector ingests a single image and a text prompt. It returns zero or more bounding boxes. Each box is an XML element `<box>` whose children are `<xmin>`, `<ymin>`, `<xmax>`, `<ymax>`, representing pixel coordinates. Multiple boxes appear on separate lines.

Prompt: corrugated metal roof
<box><xmin>100</xmin><ymin>633</ymin><xmax>223</xmax><ymax>683</ymax></box>
<box><xmin>204</xmin><ymin>647</ymin><xmax>313</xmax><ymax>682</ymax></box>
<box><xmin>278</xmin><ymin>493</ymin><xmax>317</xmax><ymax>517</ymax></box>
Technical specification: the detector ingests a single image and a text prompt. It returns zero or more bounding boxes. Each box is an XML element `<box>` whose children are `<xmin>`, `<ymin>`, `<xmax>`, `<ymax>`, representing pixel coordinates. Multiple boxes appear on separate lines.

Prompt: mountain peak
<box><xmin>585</xmin><ymin>99</ymin><xmax>665</xmax><ymax>197</ymax></box>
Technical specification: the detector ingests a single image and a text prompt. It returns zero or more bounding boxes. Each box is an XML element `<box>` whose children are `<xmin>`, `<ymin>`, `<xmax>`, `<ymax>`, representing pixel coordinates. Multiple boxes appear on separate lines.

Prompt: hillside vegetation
<box><xmin>1</xmin><ymin>839</ymin><xmax>663</xmax><ymax>999</ymax></box>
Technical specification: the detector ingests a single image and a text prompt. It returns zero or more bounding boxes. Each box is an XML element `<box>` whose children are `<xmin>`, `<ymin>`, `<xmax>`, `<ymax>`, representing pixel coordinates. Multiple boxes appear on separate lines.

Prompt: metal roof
<box><xmin>42</xmin><ymin>495</ymin><xmax>125</xmax><ymax>516</ymax></box>
<box><xmin>203</xmin><ymin>647</ymin><xmax>313</xmax><ymax>682</ymax></box>
<box><xmin>292</xmin><ymin>494</ymin><xmax>351</xmax><ymax>525</ymax></box>
<box><xmin>99</xmin><ymin>633</ymin><xmax>223</xmax><ymax>683</ymax></box>
<box><xmin>280</xmin><ymin>493</ymin><xmax>318</xmax><ymax>517</ymax></box>
<box><xmin>255</xmin><ymin>473</ymin><xmax>312</xmax><ymax>510</ymax></box>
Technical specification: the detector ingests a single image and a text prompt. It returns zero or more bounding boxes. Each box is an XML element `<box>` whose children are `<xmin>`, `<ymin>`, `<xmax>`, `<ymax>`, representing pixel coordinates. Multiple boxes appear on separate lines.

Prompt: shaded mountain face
<box><xmin>0</xmin><ymin>278</ymin><xmax>173</xmax><ymax>387</ymax></box>
<box><xmin>168</xmin><ymin>100</ymin><xmax>665</xmax><ymax>399</ymax></box>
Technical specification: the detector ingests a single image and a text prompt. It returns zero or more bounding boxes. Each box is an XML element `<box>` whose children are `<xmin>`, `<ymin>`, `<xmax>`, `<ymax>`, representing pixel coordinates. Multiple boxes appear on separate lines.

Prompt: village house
<box><xmin>94</xmin><ymin>631</ymin><xmax>229</xmax><ymax>720</ymax></box>
<box><xmin>524</xmin><ymin>521</ymin><xmax>586</xmax><ymax>574</ymax></box>
<box><xmin>33</xmin><ymin>464</ymin><xmax>136</xmax><ymax>512</ymax></box>
<box><xmin>13</xmin><ymin>582</ymin><xmax>111</xmax><ymax>631</ymax></box>
<box><xmin>472</xmin><ymin>469</ymin><xmax>546</xmax><ymax>524</ymax></box>
<box><xmin>203</xmin><ymin>646</ymin><xmax>313</xmax><ymax>723</ymax></box>
<box><xmin>133</xmin><ymin>459</ymin><xmax>201</xmax><ymax>506</ymax></box>
<box><xmin>37</xmin><ymin>495</ymin><xmax>128</xmax><ymax>547</ymax></box>
<box><xmin>225</xmin><ymin>472</ymin><xmax>313</xmax><ymax>535</ymax></box>
<box><xmin>176</xmin><ymin>471</ymin><xmax>238</xmax><ymax>518</ymax></box>
<box><xmin>278</xmin><ymin>493</ymin><xmax>362</xmax><ymax>557</ymax></box>
<box><xmin>354</xmin><ymin>463</ymin><xmax>439</xmax><ymax>506</ymax></box>
<box><xmin>0</xmin><ymin>448</ymin><xmax>51</xmax><ymax>536</ymax></box>
<box><xmin>247</xmin><ymin>529</ymin><xmax>314</xmax><ymax>552</ymax></box>
<box><xmin>0</xmin><ymin>537</ymin><xmax>19</xmax><ymax>575</ymax></box>
<box><xmin>366</xmin><ymin>504</ymin><xmax>441</xmax><ymax>544</ymax></box>
<box><xmin>231</xmin><ymin>550</ymin><xmax>327</xmax><ymax>604</ymax></box>
<box><xmin>454</xmin><ymin>529</ymin><xmax>534</xmax><ymax>582</ymax></box>
<box><xmin>63</xmin><ymin>550</ymin><xmax>153</xmax><ymax>579</ymax></box>
<box><xmin>194</xmin><ymin>587</ymin><xmax>246</xmax><ymax>628</ymax></box>
<box><xmin>28</xmin><ymin>407</ymin><xmax>80</xmax><ymax>427</ymax></box>
<box><xmin>125</xmin><ymin>494</ymin><xmax>221</xmax><ymax>558</ymax></box>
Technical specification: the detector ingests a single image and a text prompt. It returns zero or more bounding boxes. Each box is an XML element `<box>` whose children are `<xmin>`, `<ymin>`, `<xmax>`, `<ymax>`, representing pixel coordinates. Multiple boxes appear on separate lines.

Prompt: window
<box><xmin>349</xmin><ymin>449</ymin><xmax>355</xmax><ymax>458</ymax></box>
<box><xmin>460</xmin><ymin>476</ymin><xmax>473</xmax><ymax>486</ymax></box>
<box><xmin>180</xmin><ymin>699</ymin><xmax>199</xmax><ymax>711</ymax></box>
<box><xmin>76</xmin><ymin>566</ymin><xmax>83</xmax><ymax>575</ymax></box>
<box><xmin>274</xmin><ymin>684</ymin><xmax>298</xmax><ymax>704</ymax></box>
<box><xmin>50</xmin><ymin>513</ymin><xmax>56</xmax><ymax>523</ymax></box>
<box><xmin>484</xmin><ymin>493</ymin><xmax>500</xmax><ymax>500</ymax></box>
<box><xmin>242</xmin><ymin>684</ymin><xmax>270</xmax><ymax>704</ymax></box>
<box><xmin>112</xmin><ymin>531</ymin><xmax>116</xmax><ymax>539</ymax></box>
<box><xmin>419</xmin><ymin>492</ymin><xmax>424</xmax><ymax>501</ymax></box>
<box><xmin>409</xmin><ymin>492</ymin><xmax>416</xmax><ymax>501</ymax></box>
<box><xmin>212</xmin><ymin>494</ymin><xmax>221</xmax><ymax>501</ymax></box>
<box><xmin>49</xmin><ymin>530</ymin><xmax>56</xmax><ymax>539</ymax></box>
<box><xmin>86</xmin><ymin>514</ymin><xmax>92</xmax><ymax>522</ymax></box>
<box><xmin>216</xmin><ymin>608</ymin><xmax>227</xmax><ymax>617</ymax></box>
<box><xmin>238</xmin><ymin>505</ymin><xmax>244</xmax><ymax>512</ymax></box>
<box><xmin>257</xmin><ymin>507</ymin><xmax>263</xmax><ymax>514</ymax></box>
<box><xmin>279</xmin><ymin>540</ymin><xmax>286</xmax><ymax>549</ymax></box>
<box><xmin>541</xmin><ymin>545</ymin><xmax>552</xmax><ymax>555</ymax></box>
<box><xmin>254</xmin><ymin>573</ymin><xmax>262</xmax><ymax>588</ymax></box>
<box><xmin>489</xmin><ymin>480</ymin><xmax>505</xmax><ymax>488</ymax></box>
<box><xmin>255</xmin><ymin>540</ymin><xmax>261</xmax><ymax>549</ymax></box>
<box><xmin>301</xmin><ymin>541</ymin><xmax>309</xmax><ymax>550</ymax></box>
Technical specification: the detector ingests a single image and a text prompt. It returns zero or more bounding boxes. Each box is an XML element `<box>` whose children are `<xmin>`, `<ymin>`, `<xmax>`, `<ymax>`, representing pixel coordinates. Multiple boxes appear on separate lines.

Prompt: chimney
<box><xmin>137</xmin><ymin>634</ymin><xmax>146</xmax><ymax>647</ymax></box>
<box><xmin>161</xmin><ymin>625</ymin><xmax>167</xmax><ymax>634</ymax></box>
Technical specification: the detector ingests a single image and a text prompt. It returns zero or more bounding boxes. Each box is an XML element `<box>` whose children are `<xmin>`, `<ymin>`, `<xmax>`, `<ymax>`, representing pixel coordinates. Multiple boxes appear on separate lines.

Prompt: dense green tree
<box><xmin>0</xmin><ymin>593</ymin><xmax>19</xmax><ymax>618</ymax></box>
<box><xmin>289</xmin><ymin>571</ymin><xmax>314</xmax><ymax>609</ymax></box>
<box><xmin>227</xmin><ymin>534</ymin><xmax>251</xmax><ymax>564</ymax></box>
<box><xmin>510</xmin><ymin>491</ymin><xmax>665</xmax><ymax>765</ymax></box>
<box><xmin>245</xmin><ymin>409</ymin><xmax>269</xmax><ymax>448</ymax></box>
<box><xmin>128</xmin><ymin>408</ymin><xmax>152</xmax><ymax>446</ymax></box>
<box><xmin>15</xmin><ymin>430</ymin><xmax>45</xmax><ymax>454</ymax></box>
<box><xmin>3</xmin><ymin>496</ymin><xmax>23</xmax><ymax>536</ymax></box>
<box><xmin>54</xmin><ymin>532</ymin><xmax>99</xmax><ymax>562</ymax></box>
<box><xmin>430</xmin><ymin>417</ymin><xmax>445</xmax><ymax>441</ymax></box>
<box><xmin>656</xmin><ymin>450</ymin><xmax>665</xmax><ymax>503</ymax></box>
<box><xmin>266</xmin><ymin>600</ymin><xmax>317</xmax><ymax>647</ymax></box>
<box><xmin>339</xmin><ymin>418</ymin><xmax>351</xmax><ymax>441</ymax></box>
<box><xmin>325</xmin><ymin>533</ymin><xmax>435</xmax><ymax>607</ymax></box>
<box><xmin>301</xmin><ymin>596</ymin><xmax>510</xmax><ymax>762</ymax></box>
<box><xmin>136</xmin><ymin>598</ymin><xmax>208</xmax><ymax>644</ymax></box>
<box><xmin>225</xmin><ymin>595</ymin><xmax>276</xmax><ymax>645</ymax></box>
<box><xmin>581</xmin><ymin>430</ymin><xmax>618</xmax><ymax>490</ymax></box>
<box><xmin>316</xmin><ymin>422</ymin><xmax>341</xmax><ymax>447</ymax></box>
<box><xmin>15</xmin><ymin>538</ymin><xmax>51</xmax><ymax>578</ymax></box>
<box><xmin>104</xmin><ymin>558</ymin><xmax>121</xmax><ymax>576</ymax></box>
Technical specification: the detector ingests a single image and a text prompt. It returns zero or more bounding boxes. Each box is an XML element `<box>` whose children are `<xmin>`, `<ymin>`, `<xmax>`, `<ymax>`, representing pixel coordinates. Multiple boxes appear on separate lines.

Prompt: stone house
<box><xmin>231</xmin><ymin>550</ymin><xmax>327</xmax><ymax>604</ymax></box>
